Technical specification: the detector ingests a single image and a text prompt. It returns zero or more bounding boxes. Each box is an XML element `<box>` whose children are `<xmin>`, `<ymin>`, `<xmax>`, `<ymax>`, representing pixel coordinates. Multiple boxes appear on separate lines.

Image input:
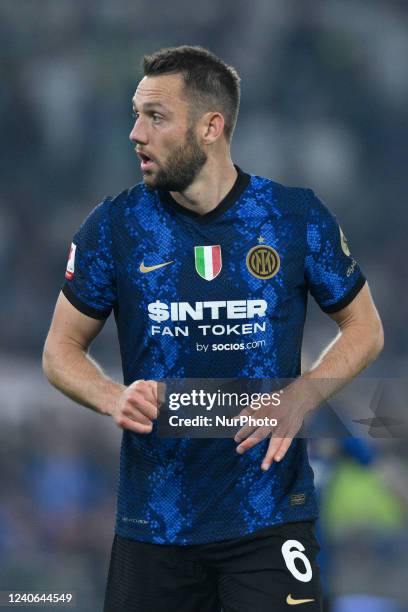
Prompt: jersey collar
<box><xmin>158</xmin><ymin>165</ymin><xmax>250</xmax><ymax>224</ymax></box>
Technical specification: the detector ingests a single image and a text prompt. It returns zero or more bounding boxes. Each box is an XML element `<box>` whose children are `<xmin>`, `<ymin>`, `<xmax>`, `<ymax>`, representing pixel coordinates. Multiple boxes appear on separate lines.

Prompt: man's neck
<box><xmin>169</xmin><ymin>158</ymin><xmax>238</xmax><ymax>216</ymax></box>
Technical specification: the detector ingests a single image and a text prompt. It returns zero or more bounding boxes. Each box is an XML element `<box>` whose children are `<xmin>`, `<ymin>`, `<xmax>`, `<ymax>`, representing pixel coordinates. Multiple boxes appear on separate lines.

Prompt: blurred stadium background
<box><xmin>1</xmin><ymin>0</ymin><xmax>407</xmax><ymax>610</ymax></box>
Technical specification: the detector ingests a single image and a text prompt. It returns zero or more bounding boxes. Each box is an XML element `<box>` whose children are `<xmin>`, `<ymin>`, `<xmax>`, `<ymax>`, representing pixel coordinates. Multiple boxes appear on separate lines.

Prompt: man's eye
<box><xmin>132</xmin><ymin>111</ymin><xmax>139</xmax><ymax>120</ymax></box>
<box><xmin>152</xmin><ymin>114</ymin><xmax>162</xmax><ymax>124</ymax></box>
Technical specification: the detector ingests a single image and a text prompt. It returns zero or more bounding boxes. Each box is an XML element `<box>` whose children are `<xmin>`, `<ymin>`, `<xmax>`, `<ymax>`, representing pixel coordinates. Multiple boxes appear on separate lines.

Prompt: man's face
<box><xmin>130</xmin><ymin>74</ymin><xmax>207</xmax><ymax>191</ymax></box>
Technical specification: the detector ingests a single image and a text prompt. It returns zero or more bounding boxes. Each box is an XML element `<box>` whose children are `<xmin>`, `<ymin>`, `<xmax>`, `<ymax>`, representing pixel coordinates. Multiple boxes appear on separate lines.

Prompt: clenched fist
<box><xmin>112</xmin><ymin>379</ymin><xmax>161</xmax><ymax>434</ymax></box>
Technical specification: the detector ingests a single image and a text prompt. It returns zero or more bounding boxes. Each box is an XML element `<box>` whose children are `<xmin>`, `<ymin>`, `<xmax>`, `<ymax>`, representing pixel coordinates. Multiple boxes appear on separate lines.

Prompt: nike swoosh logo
<box><xmin>286</xmin><ymin>594</ymin><xmax>315</xmax><ymax>605</ymax></box>
<box><xmin>139</xmin><ymin>260</ymin><xmax>174</xmax><ymax>273</ymax></box>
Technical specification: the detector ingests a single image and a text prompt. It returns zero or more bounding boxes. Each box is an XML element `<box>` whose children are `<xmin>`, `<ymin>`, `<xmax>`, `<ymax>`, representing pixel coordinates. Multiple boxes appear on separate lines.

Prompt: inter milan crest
<box><xmin>246</xmin><ymin>244</ymin><xmax>280</xmax><ymax>279</ymax></box>
<box><xmin>194</xmin><ymin>245</ymin><xmax>222</xmax><ymax>280</ymax></box>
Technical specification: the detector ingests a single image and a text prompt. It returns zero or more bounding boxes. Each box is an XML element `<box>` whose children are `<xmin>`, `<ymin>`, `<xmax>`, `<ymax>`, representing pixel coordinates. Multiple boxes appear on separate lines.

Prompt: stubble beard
<box><xmin>143</xmin><ymin>125</ymin><xmax>207</xmax><ymax>192</ymax></box>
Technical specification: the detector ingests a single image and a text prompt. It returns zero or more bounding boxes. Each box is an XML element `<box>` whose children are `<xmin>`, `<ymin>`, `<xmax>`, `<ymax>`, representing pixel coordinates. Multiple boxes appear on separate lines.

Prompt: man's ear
<box><xmin>200</xmin><ymin>111</ymin><xmax>225</xmax><ymax>144</ymax></box>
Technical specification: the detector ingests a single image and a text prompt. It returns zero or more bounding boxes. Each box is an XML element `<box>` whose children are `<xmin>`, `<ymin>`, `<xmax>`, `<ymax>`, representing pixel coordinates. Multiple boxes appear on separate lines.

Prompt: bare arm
<box><xmin>302</xmin><ymin>283</ymin><xmax>384</xmax><ymax>399</ymax></box>
<box><xmin>43</xmin><ymin>292</ymin><xmax>158</xmax><ymax>433</ymax></box>
<box><xmin>305</xmin><ymin>280</ymin><xmax>384</xmax><ymax>389</ymax></box>
<box><xmin>235</xmin><ymin>282</ymin><xmax>384</xmax><ymax>466</ymax></box>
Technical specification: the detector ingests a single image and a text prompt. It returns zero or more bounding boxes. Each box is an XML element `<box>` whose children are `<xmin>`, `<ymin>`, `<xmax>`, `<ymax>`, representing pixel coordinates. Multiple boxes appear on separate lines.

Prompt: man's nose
<box><xmin>129</xmin><ymin>118</ymin><xmax>148</xmax><ymax>145</ymax></box>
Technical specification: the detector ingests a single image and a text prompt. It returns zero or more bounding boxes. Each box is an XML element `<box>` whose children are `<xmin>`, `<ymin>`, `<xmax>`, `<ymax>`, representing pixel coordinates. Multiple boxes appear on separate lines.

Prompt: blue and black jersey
<box><xmin>62</xmin><ymin>167</ymin><xmax>365</xmax><ymax>544</ymax></box>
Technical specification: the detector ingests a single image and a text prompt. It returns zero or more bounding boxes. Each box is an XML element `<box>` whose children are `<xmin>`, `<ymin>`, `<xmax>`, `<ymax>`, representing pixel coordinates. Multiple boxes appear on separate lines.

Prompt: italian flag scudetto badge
<box><xmin>194</xmin><ymin>245</ymin><xmax>222</xmax><ymax>280</ymax></box>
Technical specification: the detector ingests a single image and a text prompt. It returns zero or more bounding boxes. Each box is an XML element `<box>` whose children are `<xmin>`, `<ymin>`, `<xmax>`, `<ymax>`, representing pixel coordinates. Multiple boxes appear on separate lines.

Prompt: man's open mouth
<box><xmin>137</xmin><ymin>152</ymin><xmax>156</xmax><ymax>171</ymax></box>
<box><xmin>138</xmin><ymin>152</ymin><xmax>151</xmax><ymax>162</ymax></box>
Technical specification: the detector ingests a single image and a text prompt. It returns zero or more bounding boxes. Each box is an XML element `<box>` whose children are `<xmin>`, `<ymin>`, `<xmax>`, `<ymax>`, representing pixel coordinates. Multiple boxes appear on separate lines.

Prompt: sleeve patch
<box><xmin>65</xmin><ymin>243</ymin><xmax>77</xmax><ymax>280</ymax></box>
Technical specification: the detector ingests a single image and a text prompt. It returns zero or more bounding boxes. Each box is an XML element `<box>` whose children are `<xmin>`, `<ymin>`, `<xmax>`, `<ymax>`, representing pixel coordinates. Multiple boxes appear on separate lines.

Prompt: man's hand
<box><xmin>112</xmin><ymin>379</ymin><xmax>161</xmax><ymax>434</ymax></box>
<box><xmin>234</xmin><ymin>386</ymin><xmax>316</xmax><ymax>470</ymax></box>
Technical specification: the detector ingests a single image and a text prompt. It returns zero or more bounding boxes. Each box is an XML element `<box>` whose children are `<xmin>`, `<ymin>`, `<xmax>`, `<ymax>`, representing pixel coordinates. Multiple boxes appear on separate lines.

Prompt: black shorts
<box><xmin>103</xmin><ymin>521</ymin><xmax>322</xmax><ymax>612</ymax></box>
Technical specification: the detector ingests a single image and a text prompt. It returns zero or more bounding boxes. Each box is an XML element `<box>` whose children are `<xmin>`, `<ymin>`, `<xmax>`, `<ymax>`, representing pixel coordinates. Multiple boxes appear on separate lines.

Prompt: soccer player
<box><xmin>43</xmin><ymin>46</ymin><xmax>383</xmax><ymax>612</ymax></box>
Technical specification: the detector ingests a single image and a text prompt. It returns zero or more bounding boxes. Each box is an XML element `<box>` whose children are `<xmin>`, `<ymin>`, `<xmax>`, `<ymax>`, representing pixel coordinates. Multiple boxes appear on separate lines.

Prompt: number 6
<box><xmin>281</xmin><ymin>539</ymin><xmax>313</xmax><ymax>582</ymax></box>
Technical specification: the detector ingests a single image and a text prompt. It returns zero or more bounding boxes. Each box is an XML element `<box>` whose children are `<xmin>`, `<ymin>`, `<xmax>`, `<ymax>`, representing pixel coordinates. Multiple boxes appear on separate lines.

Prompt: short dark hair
<box><xmin>142</xmin><ymin>45</ymin><xmax>241</xmax><ymax>142</ymax></box>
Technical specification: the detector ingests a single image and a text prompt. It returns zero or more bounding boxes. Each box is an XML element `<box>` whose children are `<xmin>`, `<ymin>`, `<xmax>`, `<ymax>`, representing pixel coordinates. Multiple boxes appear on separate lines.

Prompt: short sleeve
<box><xmin>305</xmin><ymin>192</ymin><xmax>366</xmax><ymax>313</ymax></box>
<box><xmin>61</xmin><ymin>197</ymin><xmax>116</xmax><ymax>319</ymax></box>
